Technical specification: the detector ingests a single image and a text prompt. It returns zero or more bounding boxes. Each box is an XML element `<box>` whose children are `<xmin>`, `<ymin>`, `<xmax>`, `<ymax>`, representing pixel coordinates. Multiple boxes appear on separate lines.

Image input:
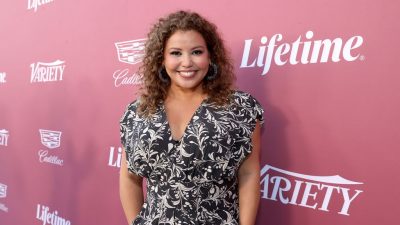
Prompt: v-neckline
<box><xmin>162</xmin><ymin>97</ymin><xmax>207</xmax><ymax>143</ymax></box>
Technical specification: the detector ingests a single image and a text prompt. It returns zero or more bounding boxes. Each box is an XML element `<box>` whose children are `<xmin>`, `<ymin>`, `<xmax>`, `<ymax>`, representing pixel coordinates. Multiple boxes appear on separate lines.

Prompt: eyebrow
<box><xmin>167</xmin><ymin>46</ymin><xmax>206</xmax><ymax>51</ymax></box>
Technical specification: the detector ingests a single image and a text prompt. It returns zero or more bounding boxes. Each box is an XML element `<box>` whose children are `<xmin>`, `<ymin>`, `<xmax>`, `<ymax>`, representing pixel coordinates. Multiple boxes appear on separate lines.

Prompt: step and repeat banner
<box><xmin>1</xmin><ymin>0</ymin><xmax>399</xmax><ymax>225</ymax></box>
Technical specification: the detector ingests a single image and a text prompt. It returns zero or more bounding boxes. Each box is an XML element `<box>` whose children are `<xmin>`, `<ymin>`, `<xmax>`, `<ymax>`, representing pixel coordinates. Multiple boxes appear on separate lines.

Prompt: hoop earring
<box><xmin>205</xmin><ymin>62</ymin><xmax>218</xmax><ymax>81</ymax></box>
<box><xmin>158</xmin><ymin>67</ymin><xmax>170</xmax><ymax>83</ymax></box>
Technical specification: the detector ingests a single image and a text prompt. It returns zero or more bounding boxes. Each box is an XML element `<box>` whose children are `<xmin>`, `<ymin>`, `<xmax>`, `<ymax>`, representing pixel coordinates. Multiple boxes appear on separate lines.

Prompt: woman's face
<box><xmin>163</xmin><ymin>30</ymin><xmax>210</xmax><ymax>92</ymax></box>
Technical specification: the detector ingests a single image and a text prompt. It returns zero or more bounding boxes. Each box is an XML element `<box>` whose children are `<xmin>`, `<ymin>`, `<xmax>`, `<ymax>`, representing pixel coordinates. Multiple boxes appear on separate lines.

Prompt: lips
<box><xmin>178</xmin><ymin>71</ymin><xmax>197</xmax><ymax>78</ymax></box>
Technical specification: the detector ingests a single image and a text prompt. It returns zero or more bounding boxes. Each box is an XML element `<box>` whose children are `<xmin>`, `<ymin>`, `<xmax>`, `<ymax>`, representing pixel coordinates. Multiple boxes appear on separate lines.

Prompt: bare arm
<box><xmin>238</xmin><ymin>121</ymin><xmax>261</xmax><ymax>225</ymax></box>
<box><xmin>119</xmin><ymin>149</ymin><xmax>144</xmax><ymax>224</ymax></box>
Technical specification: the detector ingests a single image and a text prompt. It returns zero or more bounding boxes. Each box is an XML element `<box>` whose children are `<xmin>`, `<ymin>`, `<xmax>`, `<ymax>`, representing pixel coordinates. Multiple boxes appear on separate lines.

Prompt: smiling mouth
<box><xmin>178</xmin><ymin>71</ymin><xmax>197</xmax><ymax>77</ymax></box>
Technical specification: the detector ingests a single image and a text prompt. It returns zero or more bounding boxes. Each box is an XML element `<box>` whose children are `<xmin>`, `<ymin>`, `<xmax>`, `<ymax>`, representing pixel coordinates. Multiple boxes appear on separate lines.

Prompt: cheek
<box><xmin>196</xmin><ymin>57</ymin><xmax>211</xmax><ymax>69</ymax></box>
<box><xmin>164</xmin><ymin>57</ymin><xmax>178</xmax><ymax>68</ymax></box>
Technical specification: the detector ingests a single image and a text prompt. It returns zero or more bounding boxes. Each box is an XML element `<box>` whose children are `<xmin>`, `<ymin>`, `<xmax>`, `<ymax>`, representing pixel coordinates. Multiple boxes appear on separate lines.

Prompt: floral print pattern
<box><xmin>120</xmin><ymin>90</ymin><xmax>264</xmax><ymax>225</ymax></box>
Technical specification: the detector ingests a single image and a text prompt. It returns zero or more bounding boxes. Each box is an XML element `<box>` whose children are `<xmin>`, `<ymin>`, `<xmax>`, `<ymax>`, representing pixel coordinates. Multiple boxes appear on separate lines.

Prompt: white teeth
<box><xmin>179</xmin><ymin>71</ymin><xmax>195</xmax><ymax>77</ymax></box>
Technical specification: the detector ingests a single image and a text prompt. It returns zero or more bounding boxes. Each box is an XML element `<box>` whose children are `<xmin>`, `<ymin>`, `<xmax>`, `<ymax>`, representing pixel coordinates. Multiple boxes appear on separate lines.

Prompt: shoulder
<box><xmin>230</xmin><ymin>90</ymin><xmax>264</xmax><ymax>124</ymax></box>
<box><xmin>231</xmin><ymin>90</ymin><xmax>262</xmax><ymax>107</ymax></box>
<box><xmin>120</xmin><ymin>99</ymin><xmax>141</xmax><ymax>125</ymax></box>
<box><xmin>231</xmin><ymin>90</ymin><xmax>252</xmax><ymax>98</ymax></box>
<box><xmin>125</xmin><ymin>99</ymin><xmax>140</xmax><ymax>113</ymax></box>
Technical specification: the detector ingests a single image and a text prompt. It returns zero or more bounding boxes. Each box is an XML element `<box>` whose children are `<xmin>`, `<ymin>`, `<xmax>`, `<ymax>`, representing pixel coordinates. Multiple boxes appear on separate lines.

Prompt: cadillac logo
<box><xmin>39</xmin><ymin>129</ymin><xmax>62</xmax><ymax>149</ymax></box>
<box><xmin>0</xmin><ymin>183</ymin><xmax>7</xmax><ymax>198</ymax></box>
<box><xmin>115</xmin><ymin>38</ymin><xmax>147</xmax><ymax>65</ymax></box>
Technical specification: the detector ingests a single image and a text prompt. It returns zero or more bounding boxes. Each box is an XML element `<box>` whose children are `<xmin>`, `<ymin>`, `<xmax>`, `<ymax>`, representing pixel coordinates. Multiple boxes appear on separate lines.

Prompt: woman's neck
<box><xmin>166</xmin><ymin>85</ymin><xmax>207</xmax><ymax>102</ymax></box>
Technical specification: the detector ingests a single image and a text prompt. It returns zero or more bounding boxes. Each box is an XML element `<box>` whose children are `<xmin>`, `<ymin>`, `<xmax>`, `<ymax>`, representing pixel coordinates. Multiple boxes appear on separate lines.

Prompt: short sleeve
<box><xmin>120</xmin><ymin>101</ymin><xmax>137</xmax><ymax>150</ymax></box>
<box><xmin>249</xmin><ymin>94</ymin><xmax>264</xmax><ymax>127</ymax></box>
<box><xmin>236</xmin><ymin>91</ymin><xmax>265</xmax><ymax>133</ymax></box>
<box><xmin>231</xmin><ymin>90</ymin><xmax>265</xmax><ymax>161</ymax></box>
<box><xmin>119</xmin><ymin>100</ymin><xmax>142</xmax><ymax>175</ymax></box>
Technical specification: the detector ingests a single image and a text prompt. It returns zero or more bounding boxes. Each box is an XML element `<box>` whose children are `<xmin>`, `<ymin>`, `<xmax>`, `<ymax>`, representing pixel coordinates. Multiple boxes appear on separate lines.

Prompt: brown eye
<box><xmin>192</xmin><ymin>50</ymin><xmax>203</xmax><ymax>55</ymax></box>
<box><xmin>170</xmin><ymin>51</ymin><xmax>182</xmax><ymax>56</ymax></box>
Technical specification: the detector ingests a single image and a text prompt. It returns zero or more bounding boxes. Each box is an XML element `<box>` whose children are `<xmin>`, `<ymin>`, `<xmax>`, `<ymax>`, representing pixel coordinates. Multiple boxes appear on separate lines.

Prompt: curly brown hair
<box><xmin>137</xmin><ymin>10</ymin><xmax>236</xmax><ymax>116</ymax></box>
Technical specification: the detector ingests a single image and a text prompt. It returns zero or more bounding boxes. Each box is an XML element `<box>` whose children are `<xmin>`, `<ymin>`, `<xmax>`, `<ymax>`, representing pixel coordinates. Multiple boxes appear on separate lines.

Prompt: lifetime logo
<box><xmin>108</xmin><ymin>146</ymin><xmax>122</xmax><ymax>168</ymax></box>
<box><xmin>28</xmin><ymin>0</ymin><xmax>55</xmax><ymax>12</ymax></box>
<box><xmin>36</xmin><ymin>204</ymin><xmax>71</xmax><ymax>225</ymax></box>
<box><xmin>260</xmin><ymin>164</ymin><xmax>363</xmax><ymax>216</ymax></box>
<box><xmin>240</xmin><ymin>31</ymin><xmax>364</xmax><ymax>75</ymax></box>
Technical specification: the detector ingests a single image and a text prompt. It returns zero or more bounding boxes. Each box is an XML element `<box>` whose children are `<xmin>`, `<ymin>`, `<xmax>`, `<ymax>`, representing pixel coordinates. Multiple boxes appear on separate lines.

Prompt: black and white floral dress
<box><xmin>120</xmin><ymin>90</ymin><xmax>264</xmax><ymax>225</ymax></box>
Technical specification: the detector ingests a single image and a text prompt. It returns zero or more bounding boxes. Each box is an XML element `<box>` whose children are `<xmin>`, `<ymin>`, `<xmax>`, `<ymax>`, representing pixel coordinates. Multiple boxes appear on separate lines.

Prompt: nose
<box><xmin>181</xmin><ymin>53</ymin><xmax>193</xmax><ymax>67</ymax></box>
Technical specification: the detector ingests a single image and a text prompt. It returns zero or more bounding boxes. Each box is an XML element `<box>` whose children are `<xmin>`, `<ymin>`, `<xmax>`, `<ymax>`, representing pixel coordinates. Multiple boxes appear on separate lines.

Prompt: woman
<box><xmin>120</xmin><ymin>10</ymin><xmax>264</xmax><ymax>225</ymax></box>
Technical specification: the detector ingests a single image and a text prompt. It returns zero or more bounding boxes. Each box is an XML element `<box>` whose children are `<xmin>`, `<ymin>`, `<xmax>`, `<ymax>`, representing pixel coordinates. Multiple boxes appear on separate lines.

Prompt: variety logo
<box><xmin>36</xmin><ymin>204</ymin><xmax>71</xmax><ymax>225</ymax></box>
<box><xmin>0</xmin><ymin>72</ymin><xmax>6</xmax><ymax>83</ymax></box>
<box><xmin>38</xmin><ymin>129</ymin><xmax>64</xmax><ymax>166</ymax></box>
<box><xmin>0</xmin><ymin>183</ymin><xmax>8</xmax><ymax>213</ymax></box>
<box><xmin>241</xmin><ymin>31</ymin><xmax>364</xmax><ymax>75</ymax></box>
<box><xmin>260</xmin><ymin>164</ymin><xmax>363</xmax><ymax>216</ymax></box>
<box><xmin>30</xmin><ymin>60</ymin><xmax>66</xmax><ymax>83</ymax></box>
<box><xmin>0</xmin><ymin>129</ymin><xmax>9</xmax><ymax>146</ymax></box>
<box><xmin>28</xmin><ymin>0</ymin><xmax>55</xmax><ymax>12</ymax></box>
<box><xmin>113</xmin><ymin>39</ymin><xmax>146</xmax><ymax>87</ymax></box>
<box><xmin>108</xmin><ymin>146</ymin><xmax>122</xmax><ymax>168</ymax></box>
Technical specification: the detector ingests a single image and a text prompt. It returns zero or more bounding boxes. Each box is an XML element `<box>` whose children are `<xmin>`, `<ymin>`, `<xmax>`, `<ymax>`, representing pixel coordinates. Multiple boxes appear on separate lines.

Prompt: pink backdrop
<box><xmin>1</xmin><ymin>0</ymin><xmax>399</xmax><ymax>224</ymax></box>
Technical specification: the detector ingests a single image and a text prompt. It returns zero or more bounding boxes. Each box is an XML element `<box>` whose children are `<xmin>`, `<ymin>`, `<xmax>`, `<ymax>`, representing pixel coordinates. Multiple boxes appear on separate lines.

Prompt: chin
<box><xmin>175</xmin><ymin>80</ymin><xmax>204</xmax><ymax>90</ymax></box>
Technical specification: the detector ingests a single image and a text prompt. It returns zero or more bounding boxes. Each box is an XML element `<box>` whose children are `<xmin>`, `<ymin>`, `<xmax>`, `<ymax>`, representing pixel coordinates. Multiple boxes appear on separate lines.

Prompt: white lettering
<box><xmin>36</xmin><ymin>204</ymin><xmax>71</xmax><ymax>225</ymax></box>
<box><xmin>339</xmin><ymin>188</ymin><xmax>363</xmax><ymax>216</ymax></box>
<box><xmin>319</xmin><ymin>184</ymin><xmax>340</xmax><ymax>212</ymax></box>
<box><xmin>0</xmin><ymin>130</ymin><xmax>9</xmax><ymax>146</ymax></box>
<box><xmin>311</xmin><ymin>38</ymin><xmax>343</xmax><ymax>63</ymax></box>
<box><xmin>269</xmin><ymin>176</ymin><xmax>291</xmax><ymax>204</ymax></box>
<box><xmin>108</xmin><ymin>147</ymin><xmax>122</xmax><ymax>168</ymax></box>
<box><xmin>30</xmin><ymin>61</ymin><xmax>65</xmax><ymax>83</ymax></box>
<box><xmin>274</xmin><ymin>43</ymin><xmax>290</xmax><ymax>66</ymax></box>
<box><xmin>260</xmin><ymin>165</ymin><xmax>363</xmax><ymax>216</ymax></box>
<box><xmin>241</xmin><ymin>31</ymin><xmax>364</xmax><ymax>75</ymax></box>
<box><xmin>289</xmin><ymin>36</ymin><xmax>302</xmax><ymax>65</ymax></box>
<box><xmin>0</xmin><ymin>203</ymin><xmax>8</xmax><ymax>212</ymax></box>
<box><xmin>299</xmin><ymin>182</ymin><xmax>320</xmax><ymax>209</ymax></box>
<box><xmin>289</xmin><ymin>179</ymin><xmax>303</xmax><ymax>205</ymax></box>
<box><xmin>0</xmin><ymin>72</ymin><xmax>6</xmax><ymax>83</ymax></box>
<box><xmin>343</xmin><ymin>36</ymin><xmax>364</xmax><ymax>61</ymax></box>
<box><xmin>262</xmin><ymin>34</ymin><xmax>280</xmax><ymax>75</ymax></box>
<box><xmin>301</xmin><ymin>31</ymin><xmax>314</xmax><ymax>64</ymax></box>
<box><xmin>38</xmin><ymin>150</ymin><xmax>64</xmax><ymax>166</ymax></box>
<box><xmin>28</xmin><ymin>0</ymin><xmax>54</xmax><ymax>12</ymax></box>
<box><xmin>113</xmin><ymin>69</ymin><xmax>142</xmax><ymax>87</ymax></box>
<box><xmin>240</xmin><ymin>39</ymin><xmax>257</xmax><ymax>68</ymax></box>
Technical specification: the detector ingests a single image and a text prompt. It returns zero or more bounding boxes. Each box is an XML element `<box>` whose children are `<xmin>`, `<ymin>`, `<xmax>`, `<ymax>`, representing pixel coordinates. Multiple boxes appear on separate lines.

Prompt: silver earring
<box><xmin>158</xmin><ymin>67</ymin><xmax>170</xmax><ymax>83</ymax></box>
<box><xmin>206</xmin><ymin>63</ymin><xmax>218</xmax><ymax>81</ymax></box>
